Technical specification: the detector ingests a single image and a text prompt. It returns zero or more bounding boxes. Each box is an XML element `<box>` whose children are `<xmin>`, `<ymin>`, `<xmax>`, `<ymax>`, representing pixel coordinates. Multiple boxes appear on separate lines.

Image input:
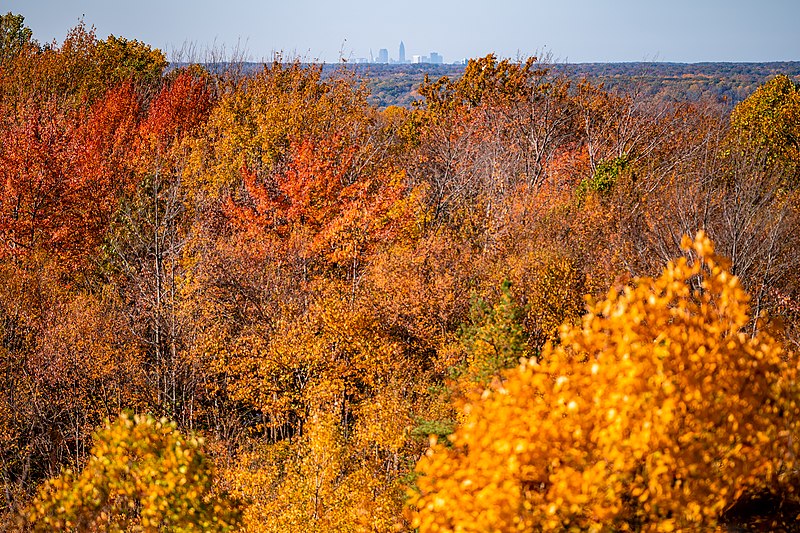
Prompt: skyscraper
<box><xmin>377</xmin><ymin>48</ymin><xmax>389</xmax><ymax>64</ymax></box>
<box><xmin>399</xmin><ymin>41</ymin><xmax>406</xmax><ymax>64</ymax></box>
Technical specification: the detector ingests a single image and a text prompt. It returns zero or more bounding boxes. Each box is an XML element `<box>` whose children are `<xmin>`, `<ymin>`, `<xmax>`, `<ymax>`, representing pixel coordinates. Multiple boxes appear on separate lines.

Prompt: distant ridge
<box><xmin>171</xmin><ymin>60</ymin><xmax>800</xmax><ymax>109</ymax></box>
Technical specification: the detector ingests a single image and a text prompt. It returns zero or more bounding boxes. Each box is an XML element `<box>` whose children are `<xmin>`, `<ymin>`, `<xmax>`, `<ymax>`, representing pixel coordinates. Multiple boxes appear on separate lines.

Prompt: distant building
<box><xmin>412</xmin><ymin>54</ymin><xmax>426</xmax><ymax>64</ymax></box>
<box><xmin>399</xmin><ymin>41</ymin><xmax>406</xmax><ymax>64</ymax></box>
<box><xmin>377</xmin><ymin>48</ymin><xmax>389</xmax><ymax>64</ymax></box>
<box><xmin>429</xmin><ymin>52</ymin><xmax>443</xmax><ymax>64</ymax></box>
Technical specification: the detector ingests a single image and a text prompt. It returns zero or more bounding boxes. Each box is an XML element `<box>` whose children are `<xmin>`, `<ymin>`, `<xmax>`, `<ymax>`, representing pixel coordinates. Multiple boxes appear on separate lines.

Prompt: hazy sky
<box><xmin>5</xmin><ymin>0</ymin><xmax>800</xmax><ymax>64</ymax></box>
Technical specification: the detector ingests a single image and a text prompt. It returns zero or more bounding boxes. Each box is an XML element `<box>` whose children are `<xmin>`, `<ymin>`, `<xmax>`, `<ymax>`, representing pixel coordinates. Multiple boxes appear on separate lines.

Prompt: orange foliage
<box><xmin>410</xmin><ymin>233</ymin><xmax>800</xmax><ymax>531</ymax></box>
<box><xmin>0</xmin><ymin>89</ymin><xmax>140</xmax><ymax>266</ymax></box>
<box><xmin>228</xmin><ymin>134</ymin><xmax>406</xmax><ymax>275</ymax></box>
<box><xmin>3</xmin><ymin>16</ymin><xmax>800</xmax><ymax>533</ymax></box>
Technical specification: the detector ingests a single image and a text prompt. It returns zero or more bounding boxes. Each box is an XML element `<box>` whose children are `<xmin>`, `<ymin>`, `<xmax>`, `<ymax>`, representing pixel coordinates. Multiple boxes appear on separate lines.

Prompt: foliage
<box><xmin>577</xmin><ymin>155</ymin><xmax>628</xmax><ymax>200</ymax></box>
<box><xmin>0</xmin><ymin>12</ymin><xmax>35</xmax><ymax>65</ymax></box>
<box><xmin>409</xmin><ymin>232</ymin><xmax>800</xmax><ymax>531</ymax></box>
<box><xmin>1</xmin><ymin>14</ymin><xmax>800</xmax><ymax>532</ymax></box>
<box><xmin>729</xmin><ymin>74</ymin><xmax>800</xmax><ymax>184</ymax></box>
<box><xmin>27</xmin><ymin>412</ymin><xmax>242</xmax><ymax>532</ymax></box>
<box><xmin>418</xmin><ymin>54</ymin><xmax>549</xmax><ymax>112</ymax></box>
<box><xmin>95</xmin><ymin>35</ymin><xmax>167</xmax><ymax>85</ymax></box>
<box><xmin>224</xmin><ymin>412</ymin><xmax>405</xmax><ymax>532</ymax></box>
<box><xmin>524</xmin><ymin>255</ymin><xmax>587</xmax><ymax>349</ymax></box>
<box><xmin>460</xmin><ymin>280</ymin><xmax>529</xmax><ymax>384</ymax></box>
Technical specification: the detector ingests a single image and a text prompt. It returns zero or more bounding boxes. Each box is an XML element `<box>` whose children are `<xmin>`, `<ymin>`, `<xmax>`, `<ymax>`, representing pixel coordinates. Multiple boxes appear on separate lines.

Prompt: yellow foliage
<box><xmin>409</xmin><ymin>232</ymin><xmax>800</xmax><ymax>531</ymax></box>
<box><xmin>225</xmin><ymin>412</ymin><xmax>405</xmax><ymax>532</ymax></box>
<box><xmin>729</xmin><ymin>74</ymin><xmax>800</xmax><ymax>181</ymax></box>
<box><xmin>26</xmin><ymin>412</ymin><xmax>241</xmax><ymax>532</ymax></box>
<box><xmin>525</xmin><ymin>255</ymin><xmax>587</xmax><ymax>349</ymax></box>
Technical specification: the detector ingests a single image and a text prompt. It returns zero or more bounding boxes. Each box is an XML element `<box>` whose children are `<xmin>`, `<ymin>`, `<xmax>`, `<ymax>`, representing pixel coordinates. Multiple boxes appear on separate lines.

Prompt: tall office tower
<box><xmin>399</xmin><ymin>41</ymin><xmax>406</xmax><ymax>63</ymax></box>
<box><xmin>378</xmin><ymin>48</ymin><xmax>389</xmax><ymax>63</ymax></box>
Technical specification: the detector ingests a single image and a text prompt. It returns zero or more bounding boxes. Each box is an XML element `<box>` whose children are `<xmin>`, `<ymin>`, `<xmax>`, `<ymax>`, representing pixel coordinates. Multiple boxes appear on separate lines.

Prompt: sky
<box><xmin>5</xmin><ymin>0</ymin><xmax>800</xmax><ymax>64</ymax></box>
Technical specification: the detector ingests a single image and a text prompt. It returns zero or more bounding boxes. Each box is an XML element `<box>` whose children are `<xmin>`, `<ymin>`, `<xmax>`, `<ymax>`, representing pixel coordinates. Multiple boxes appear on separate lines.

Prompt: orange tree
<box><xmin>409</xmin><ymin>232</ymin><xmax>800</xmax><ymax>531</ymax></box>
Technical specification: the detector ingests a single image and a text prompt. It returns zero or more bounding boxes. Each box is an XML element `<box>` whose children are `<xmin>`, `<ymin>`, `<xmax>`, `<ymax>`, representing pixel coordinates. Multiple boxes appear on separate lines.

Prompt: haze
<box><xmin>5</xmin><ymin>0</ymin><xmax>800</xmax><ymax>64</ymax></box>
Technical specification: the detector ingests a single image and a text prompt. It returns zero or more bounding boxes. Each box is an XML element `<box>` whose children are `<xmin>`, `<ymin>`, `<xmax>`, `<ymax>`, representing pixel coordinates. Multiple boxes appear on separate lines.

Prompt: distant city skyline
<box><xmin>355</xmin><ymin>41</ymin><xmax>447</xmax><ymax>65</ymax></box>
<box><xmin>4</xmin><ymin>0</ymin><xmax>800</xmax><ymax>64</ymax></box>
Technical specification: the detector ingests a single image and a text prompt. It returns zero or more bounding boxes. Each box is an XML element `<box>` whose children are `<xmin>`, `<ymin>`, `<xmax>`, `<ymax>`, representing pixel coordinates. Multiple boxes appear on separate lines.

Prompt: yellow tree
<box><xmin>410</xmin><ymin>232</ymin><xmax>800</xmax><ymax>531</ymax></box>
<box><xmin>225</xmin><ymin>409</ymin><xmax>407</xmax><ymax>532</ymax></box>
<box><xmin>0</xmin><ymin>12</ymin><xmax>36</xmax><ymax>67</ymax></box>
<box><xmin>27</xmin><ymin>412</ymin><xmax>241</xmax><ymax>532</ymax></box>
<box><xmin>729</xmin><ymin>74</ymin><xmax>800</xmax><ymax>184</ymax></box>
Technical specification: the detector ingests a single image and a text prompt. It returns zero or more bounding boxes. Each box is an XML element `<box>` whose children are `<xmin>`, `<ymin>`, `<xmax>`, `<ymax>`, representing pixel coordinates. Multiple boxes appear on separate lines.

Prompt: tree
<box><xmin>409</xmin><ymin>232</ymin><xmax>800</xmax><ymax>531</ymax></box>
<box><xmin>0</xmin><ymin>90</ymin><xmax>139</xmax><ymax>268</ymax></box>
<box><xmin>95</xmin><ymin>35</ymin><xmax>167</xmax><ymax>85</ymax></box>
<box><xmin>27</xmin><ymin>412</ymin><xmax>242</xmax><ymax>532</ymax></box>
<box><xmin>107</xmin><ymin>70</ymin><xmax>213</xmax><ymax>425</ymax></box>
<box><xmin>0</xmin><ymin>12</ymin><xmax>36</xmax><ymax>67</ymax></box>
<box><xmin>229</xmin><ymin>134</ymin><xmax>406</xmax><ymax>283</ymax></box>
<box><xmin>729</xmin><ymin>74</ymin><xmax>800</xmax><ymax>185</ymax></box>
<box><xmin>413</xmin><ymin>55</ymin><xmax>567</xmax><ymax>229</ymax></box>
<box><xmin>0</xmin><ymin>33</ymin><xmax>151</xmax><ymax>269</ymax></box>
<box><xmin>460</xmin><ymin>280</ymin><xmax>529</xmax><ymax>384</ymax></box>
<box><xmin>628</xmin><ymin>100</ymin><xmax>800</xmax><ymax>328</ymax></box>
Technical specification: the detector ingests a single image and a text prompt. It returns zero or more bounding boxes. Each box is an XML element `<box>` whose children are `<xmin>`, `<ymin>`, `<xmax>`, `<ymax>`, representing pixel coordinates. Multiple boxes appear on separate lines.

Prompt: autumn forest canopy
<box><xmin>3</xmin><ymin>12</ymin><xmax>800</xmax><ymax>531</ymax></box>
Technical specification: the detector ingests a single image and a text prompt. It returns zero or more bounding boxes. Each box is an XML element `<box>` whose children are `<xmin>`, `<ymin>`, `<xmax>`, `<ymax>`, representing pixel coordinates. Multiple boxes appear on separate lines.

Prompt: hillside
<box><xmin>3</xmin><ymin>12</ymin><xmax>800</xmax><ymax>532</ymax></box>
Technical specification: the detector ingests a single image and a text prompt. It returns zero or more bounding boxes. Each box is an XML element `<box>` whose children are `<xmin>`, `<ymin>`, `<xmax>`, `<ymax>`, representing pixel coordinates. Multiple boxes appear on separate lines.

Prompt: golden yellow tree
<box><xmin>27</xmin><ymin>413</ymin><xmax>241</xmax><ymax>532</ymax></box>
<box><xmin>729</xmin><ymin>74</ymin><xmax>800</xmax><ymax>183</ymax></box>
<box><xmin>409</xmin><ymin>232</ymin><xmax>800</xmax><ymax>531</ymax></box>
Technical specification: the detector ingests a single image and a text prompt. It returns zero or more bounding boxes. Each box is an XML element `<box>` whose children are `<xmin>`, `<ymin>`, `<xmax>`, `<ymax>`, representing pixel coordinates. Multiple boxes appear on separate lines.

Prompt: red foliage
<box><xmin>138</xmin><ymin>70</ymin><xmax>212</xmax><ymax>156</ymax></box>
<box><xmin>0</xmin><ymin>83</ymin><xmax>143</xmax><ymax>267</ymax></box>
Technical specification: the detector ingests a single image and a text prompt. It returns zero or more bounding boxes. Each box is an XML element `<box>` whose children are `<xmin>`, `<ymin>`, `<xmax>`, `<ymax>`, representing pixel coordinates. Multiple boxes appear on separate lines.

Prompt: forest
<box><xmin>356</xmin><ymin>61</ymin><xmax>800</xmax><ymax>109</ymax></box>
<box><xmin>2</xmin><ymin>11</ymin><xmax>800</xmax><ymax>532</ymax></box>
